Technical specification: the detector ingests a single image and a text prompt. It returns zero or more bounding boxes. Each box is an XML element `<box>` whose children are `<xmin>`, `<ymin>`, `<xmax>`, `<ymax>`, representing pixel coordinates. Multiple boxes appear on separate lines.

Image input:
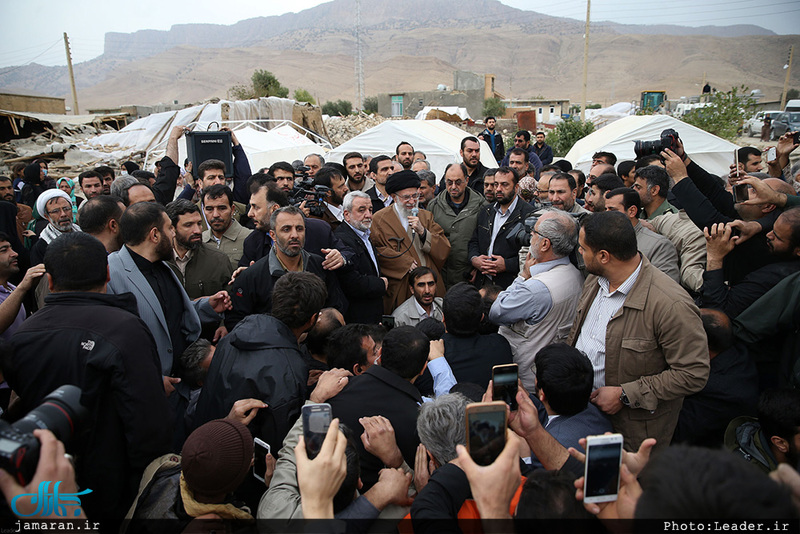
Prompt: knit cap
<box><xmin>181</xmin><ymin>419</ymin><xmax>254</xmax><ymax>502</ymax></box>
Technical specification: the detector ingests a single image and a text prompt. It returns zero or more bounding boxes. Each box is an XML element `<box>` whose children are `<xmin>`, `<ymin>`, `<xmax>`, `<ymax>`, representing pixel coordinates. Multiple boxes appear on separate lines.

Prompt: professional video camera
<box><xmin>633</xmin><ymin>128</ymin><xmax>680</xmax><ymax>159</ymax></box>
<box><xmin>0</xmin><ymin>385</ymin><xmax>87</xmax><ymax>485</ymax></box>
<box><xmin>290</xmin><ymin>175</ymin><xmax>331</xmax><ymax>218</ymax></box>
<box><xmin>509</xmin><ymin>214</ymin><xmax>542</xmax><ymax>249</ymax></box>
<box><xmin>508</xmin><ymin>205</ymin><xmax>586</xmax><ymax>249</ymax></box>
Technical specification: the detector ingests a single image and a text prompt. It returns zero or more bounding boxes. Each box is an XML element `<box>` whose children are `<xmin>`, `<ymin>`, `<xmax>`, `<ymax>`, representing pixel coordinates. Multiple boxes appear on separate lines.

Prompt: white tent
<box><xmin>326</xmin><ymin>120</ymin><xmax>497</xmax><ymax>179</ymax></box>
<box><xmin>209</xmin><ymin>125</ymin><xmax>323</xmax><ymax>172</ymax></box>
<box><xmin>72</xmin><ymin>97</ymin><xmax>331</xmax><ymax>171</ymax></box>
<box><xmin>565</xmin><ymin>115</ymin><xmax>739</xmax><ymax>177</ymax></box>
<box><xmin>584</xmin><ymin>102</ymin><xmax>635</xmax><ymax>129</ymax></box>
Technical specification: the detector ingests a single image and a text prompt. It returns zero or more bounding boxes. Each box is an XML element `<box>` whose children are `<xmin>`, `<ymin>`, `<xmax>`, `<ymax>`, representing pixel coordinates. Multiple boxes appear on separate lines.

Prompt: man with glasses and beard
<box><xmin>370</xmin><ymin>170</ymin><xmax>450</xmax><ymax>314</ymax></box>
<box><xmin>31</xmin><ymin>189</ymin><xmax>81</xmax><ymax>265</ymax></box>
<box><xmin>488</xmin><ymin>210</ymin><xmax>584</xmax><ymax>390</ymax></box>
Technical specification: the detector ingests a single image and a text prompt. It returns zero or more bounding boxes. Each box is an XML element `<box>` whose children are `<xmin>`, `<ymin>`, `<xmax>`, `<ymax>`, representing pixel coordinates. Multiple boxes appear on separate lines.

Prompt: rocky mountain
<box><xmin>0</xmin><ymin>0</ymin><xmax>793</xmax><ymax>111</ymax></box>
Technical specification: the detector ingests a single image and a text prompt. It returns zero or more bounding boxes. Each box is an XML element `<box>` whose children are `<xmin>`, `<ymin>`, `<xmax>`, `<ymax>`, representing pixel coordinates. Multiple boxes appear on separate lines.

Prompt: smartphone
<box><xmin>732</xmin><ymin>182</ymin><xmax>750</xmax><ymax>203</ymax></box>
<box><xmin>253</xmin><ymin>437</ymin><xmax>270</xmax><ymax>482</ymax></box>
<box><xmin>465</xmin><ymin>401</ymin><xmax>508</xmax><ymax>466</ymax></box>
<box><xmin>381</xmin><ymin>315</ymin><xmax>396</xmax><ymax>330</ymax></box>
<box><xmin>583</xmin><ymin>434</ymin><xmax>624</xmax><ymax>504</ymax></box>
<box><xmin>492</xmin><ymin>364</ymin><xmax>519</xmax><ymax>411</ymax></box>
<box><xmin>302</xmin><ymin>403</ymin><xmax>332</xmax><ymax>460</ymax></box>
<box><xmin>767</xmin><ymin>147</ymin><xmax>777</xmax><ymax>162</ymax></box>
<box><xmin>732</xmin><ymin>147</ymin><xmax>741</xmax><ymax>178</ymax></box>
<box><xmin>794</xmin><ymin>131</ymin><xmax>800</xmax><ymax>145</ymax></box>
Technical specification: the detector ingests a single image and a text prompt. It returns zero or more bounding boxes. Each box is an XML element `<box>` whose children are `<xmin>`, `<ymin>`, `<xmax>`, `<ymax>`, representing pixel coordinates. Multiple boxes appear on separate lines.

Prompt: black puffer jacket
<box><xmin>4</xmin><ymin>291</ymin><xmax>172</xmax><ymax>531</ymax></box>
<box><xmin>193</xmin><ymin>314</ymin><xmax>308</xmax><ymax>449</ymax></box>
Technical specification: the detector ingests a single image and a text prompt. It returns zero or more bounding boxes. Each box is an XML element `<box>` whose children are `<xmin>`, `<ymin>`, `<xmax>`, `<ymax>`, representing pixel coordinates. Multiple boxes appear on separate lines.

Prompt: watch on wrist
<box><xmin>619</xmin><ymin>388</ymin><xmax>631</xmax><ymax>407</ymax></box>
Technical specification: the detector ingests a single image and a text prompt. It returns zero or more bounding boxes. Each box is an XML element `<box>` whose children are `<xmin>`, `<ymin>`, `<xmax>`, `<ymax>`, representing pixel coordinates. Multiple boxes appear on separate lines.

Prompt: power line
<box><xmin>0</xmin><ymin>39</ymin><xmax>62</xmax><ymax>62</ymax></box>
<box><xmin>0</xmin><ymin>40</ymin><xmax>63</xmax><ymax>75</ymax></box>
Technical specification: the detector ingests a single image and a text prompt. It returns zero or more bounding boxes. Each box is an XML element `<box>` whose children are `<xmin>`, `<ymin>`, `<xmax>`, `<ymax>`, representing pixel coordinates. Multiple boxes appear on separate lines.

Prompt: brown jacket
<box><xmin>567</xmin><ymin>256</ymin><xmax>709</xmax><ymax>451</ymax></box>
<box><xmin>370</xmin><ymin>206</ymin><xmax>450</xmax><ymax>314</ymax></box>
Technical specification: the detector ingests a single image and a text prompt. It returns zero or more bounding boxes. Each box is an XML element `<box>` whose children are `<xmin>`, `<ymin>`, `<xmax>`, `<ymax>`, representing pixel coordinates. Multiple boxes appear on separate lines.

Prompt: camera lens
<box><xmin>13</xmin><ymin>385</ymin><xmax>88</xmax><ymax>444</ymax></box>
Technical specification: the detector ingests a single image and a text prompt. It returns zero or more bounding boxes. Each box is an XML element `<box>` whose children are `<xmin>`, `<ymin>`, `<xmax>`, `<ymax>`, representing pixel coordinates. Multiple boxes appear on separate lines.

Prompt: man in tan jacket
<box><xmin>567</xmin><ymin>211</ymin><xmax>709</xmax><ymax>451</ymax></box>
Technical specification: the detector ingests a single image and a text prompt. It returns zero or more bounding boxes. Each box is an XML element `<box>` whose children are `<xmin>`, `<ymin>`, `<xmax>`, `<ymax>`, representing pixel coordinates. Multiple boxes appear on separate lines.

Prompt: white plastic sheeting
<box><xmin>414</xmin><ymin>106</ymin><xmax>471</xmax><ymax>121</ymax></box>
<box><xmin>205</xmin><ymin>125</ymin><xmax>323</xmax><ymax>172</ymax></box>
<box><xmin>326</xmin><ymin>120</ymin><xmax>497</xmax><ymax>179</ymax></box>
<box><xmin>75</xmin><ymin>97</ymin><xmax>296</xmax><ymax>163</ymax></box>
<box><xmin>565</xmin><ymin>115</ymin><xmax>740</xmax><ymax>177</ymax></box>
<box><xmin>584</xmin><ymin>102</ymin><xmax>636</xmax><ymax>129</ymax></box>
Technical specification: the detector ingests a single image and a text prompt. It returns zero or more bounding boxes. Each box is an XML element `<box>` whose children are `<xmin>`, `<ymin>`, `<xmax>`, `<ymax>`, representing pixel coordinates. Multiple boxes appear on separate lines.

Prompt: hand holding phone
<box><xmin>303</xmin><ymin>403</ymin><xmax>332</xmax><ymax>460</ymax></box>
<box><xmin>583</xmin><ymin>433</ymin><xmax>623</xmax><ymax>504</ymax></box>
<box><xmin>766</xmin><ymin>146</ymin><xmax>777</xmax><ymax>162</ymax></box>
<box><xmin>381</xmin><ymin>315</ymin><xmax>396</xmax><ymax>330</ymax></box>
<box><xmin>492</xmin><ymin>364</ymin><xmax>519</xmax><ymax>411</ymax></box>
<box><xmin>465</xmin><ymin>401</ymin><xmax>508</xmax><ymax>466</ymax></box>
<box><xmin>253</xmin><ymin>438</ymin><xmax>270</xmax><ymax>482</ymax></box>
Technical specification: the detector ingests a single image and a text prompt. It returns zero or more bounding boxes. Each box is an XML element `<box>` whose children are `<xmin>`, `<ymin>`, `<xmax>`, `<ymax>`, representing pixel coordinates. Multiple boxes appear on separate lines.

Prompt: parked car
<box><xmin>743</xmin><ymin>110</ymin><xmax>781</xmax><ymax>137</ymax></box>
<box><xmin>770</xmin><ymin>112</ymin><xmax>800</xmax><ymax>140</ymax></box>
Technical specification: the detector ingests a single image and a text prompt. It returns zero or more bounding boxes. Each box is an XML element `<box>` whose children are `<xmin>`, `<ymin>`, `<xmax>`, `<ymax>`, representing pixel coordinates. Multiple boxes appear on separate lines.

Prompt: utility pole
<box><xmin>355</xmin><ymin>0</ymin><xmax>365</xmax><ymax>112</ymax></box>
<box><xmin>64</xmin><ymin>32</ymin><xmax>79</xmax><ymax>115</ymax></box>
<box><xmin>580</xmin><ymin>0</ymin><xmax>590</xmax><ymax>121</ymax></box>
<box><xmin>781</xmin><ymin>45</ymin><xmax>794</xmax><ymax>110</ymax></box>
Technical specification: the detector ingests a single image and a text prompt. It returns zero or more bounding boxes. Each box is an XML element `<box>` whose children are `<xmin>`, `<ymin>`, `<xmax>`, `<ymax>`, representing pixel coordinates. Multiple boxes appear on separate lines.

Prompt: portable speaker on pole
<box><xmin>185</xmin><ymin>130</ymin><xmax>233</xmax><ymax>177</ymax></box>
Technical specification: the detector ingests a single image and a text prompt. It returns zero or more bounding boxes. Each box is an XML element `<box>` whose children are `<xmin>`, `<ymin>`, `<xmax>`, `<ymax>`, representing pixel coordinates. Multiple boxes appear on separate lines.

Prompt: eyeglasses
<box><xmin>47</xmin><ymin>207</ymin><xmax>71</xmax><ymax>216</ymax></box>
<box><xmin>396</xmin><ymin>193</ymin><xmax>421</xmax><ymax>202</ymax></box>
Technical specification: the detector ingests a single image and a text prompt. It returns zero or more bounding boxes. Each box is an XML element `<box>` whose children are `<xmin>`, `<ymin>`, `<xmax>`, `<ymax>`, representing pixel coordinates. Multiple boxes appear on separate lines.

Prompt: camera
<box><xmin>294</xmin><ymin>166</ymin><xmax>310</xmax><ymax>181</ymax></box>
<box><xmin>0</xmin><ymin>385</ymin><xmax>87</xmax><ymax>485</ymax></box>
<box><xmin>509</xmin><ymin>214</ymin><xmax>541</xmax><ymax>248</ymax></box>
<box><xmin>289</xmin><ymin>177</ymin><xmax>331</xmax><ymax>218</ymax></box>
<box><xmin>633</xmin><ymin>128</ymin><xmax>680</xmax><ymax>159</ymax></box>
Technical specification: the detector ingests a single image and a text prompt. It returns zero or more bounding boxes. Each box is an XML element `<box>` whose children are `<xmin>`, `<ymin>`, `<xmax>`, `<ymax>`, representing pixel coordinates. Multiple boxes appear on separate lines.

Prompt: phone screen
<box><xmin>381</xmin><ymin>315</ymin><xmax>396</xmax><ymax>330</ymax></box>
<box><xmin>253</xmin><ymin>439</ymin><xmax>270</xmax><ymax>482</ymax></box>
<box><xmin>584</xmin><ymin>441</ymin><xmax>622</xmax><ymax>500</ymax></box>
<box><xmin>492</xmin><ymin>365</ymin><xmax>519</xmax><ymax>411</ymax></box>
<box><xmin>303</xmin><ymin>404</ymin><xmax>332</xmax><ymax>460</ymax></box>
<box><xmin>467</xmin><ymin>407</ymin><xmax>507</xmax><ymax>466</ymax></box>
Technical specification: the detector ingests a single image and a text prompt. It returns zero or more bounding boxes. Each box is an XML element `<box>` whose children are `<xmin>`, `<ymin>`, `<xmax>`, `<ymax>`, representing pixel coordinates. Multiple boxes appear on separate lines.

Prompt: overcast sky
<box><xmin>1</xmin><ymin>0</ymin><xmax>797</xmax><ymax>69</ymax></box>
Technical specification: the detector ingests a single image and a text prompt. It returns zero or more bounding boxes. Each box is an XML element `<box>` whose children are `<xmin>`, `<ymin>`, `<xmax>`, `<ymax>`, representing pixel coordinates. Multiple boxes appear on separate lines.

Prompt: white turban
<box><xmin>36</xmin><ymin>189</ymin><xmax>72</xmax><ymax>219</ymax></box>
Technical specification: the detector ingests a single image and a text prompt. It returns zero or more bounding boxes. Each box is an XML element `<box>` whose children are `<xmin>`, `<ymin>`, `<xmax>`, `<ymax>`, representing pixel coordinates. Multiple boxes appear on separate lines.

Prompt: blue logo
<box><xmin>10</xmin><ymin>481</ymin><xmax>92</xmax><ymax>518</ymax></box>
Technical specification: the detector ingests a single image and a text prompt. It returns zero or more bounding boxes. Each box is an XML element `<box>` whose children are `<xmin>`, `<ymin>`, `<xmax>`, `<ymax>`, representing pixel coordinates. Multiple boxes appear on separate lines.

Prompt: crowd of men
<box><xmin>0</xmin><ymin>119</ymin><xmax>799</xmax><ymax>531</ymax></box>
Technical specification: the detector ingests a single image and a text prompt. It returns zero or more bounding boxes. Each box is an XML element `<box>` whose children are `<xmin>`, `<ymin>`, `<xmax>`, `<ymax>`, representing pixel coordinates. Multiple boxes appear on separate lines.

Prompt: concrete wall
<box><xmin>378</xmin><ymin>89</ymin><xmax>485</xmax><ymax>120</ymax></box>
<box><xmin>454</xmin><ymin>71</ymin><xmax>484</xmax><ymax>91</ymax></box>
<box><xmin>0</xmin><ymin>93</ymin><xmax>66</xmax><ymax>114</ymax></box>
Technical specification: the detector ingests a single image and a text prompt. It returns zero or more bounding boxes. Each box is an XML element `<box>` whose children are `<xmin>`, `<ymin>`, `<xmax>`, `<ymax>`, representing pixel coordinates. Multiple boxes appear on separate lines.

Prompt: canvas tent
<box><xmin>565</xmin><ymin>115</ymin><xmax>740</xmax><ymax>177</ymax></box>
<box><xmin>326</xmin><ymin>120</ymin><xmax>496</xmax><ymax>179</ymax></box>
<box><xmin>73</xmin><ymin>97</ymin><xmax>328</xmax><ymax>169</ymax></box>
<box><xmin>584</xmin><ymin>102</ymin><xmax>635</xmax><ymax>129</ymax></box>
<box><xmin>200</xmin><ymin>124</ymin><xmax>323</xmax><ymax>172</ymax></box>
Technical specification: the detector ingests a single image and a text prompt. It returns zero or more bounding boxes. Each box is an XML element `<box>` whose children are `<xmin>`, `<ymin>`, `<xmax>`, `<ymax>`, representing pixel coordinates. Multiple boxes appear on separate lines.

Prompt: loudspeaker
<box><xmin>185</xmin><ymin>130</ymin><xmax>233</xmax><ymax>177</ymax></box>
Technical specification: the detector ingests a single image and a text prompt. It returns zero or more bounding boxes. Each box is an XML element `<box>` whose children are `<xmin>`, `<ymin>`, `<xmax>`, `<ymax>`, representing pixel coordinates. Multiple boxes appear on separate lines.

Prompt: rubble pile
<box><xmin>324</xmin><ymin>113</ymin><xmax>386</xmax><ymax>147</ymax></box>
<box><xmin>0</xmin><ymin>124</ymin><xmax>115</xmax><ymax>177</ymax></box>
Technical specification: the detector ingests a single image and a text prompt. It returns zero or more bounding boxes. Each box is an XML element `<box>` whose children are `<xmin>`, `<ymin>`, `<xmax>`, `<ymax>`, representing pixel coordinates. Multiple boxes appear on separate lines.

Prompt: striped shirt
<box><xmin>575</xmin><ymin>260</ymin><xmax>643</xmax><ymax>390</ymax></box>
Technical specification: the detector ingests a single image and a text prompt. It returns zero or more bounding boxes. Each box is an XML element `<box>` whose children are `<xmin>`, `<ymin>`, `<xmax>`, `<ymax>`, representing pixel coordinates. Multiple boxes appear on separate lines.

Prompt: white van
<box><xmin>785</xmin><ymin>99</ymin><xmax>800</xmax><ymax>112</ymax></box>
